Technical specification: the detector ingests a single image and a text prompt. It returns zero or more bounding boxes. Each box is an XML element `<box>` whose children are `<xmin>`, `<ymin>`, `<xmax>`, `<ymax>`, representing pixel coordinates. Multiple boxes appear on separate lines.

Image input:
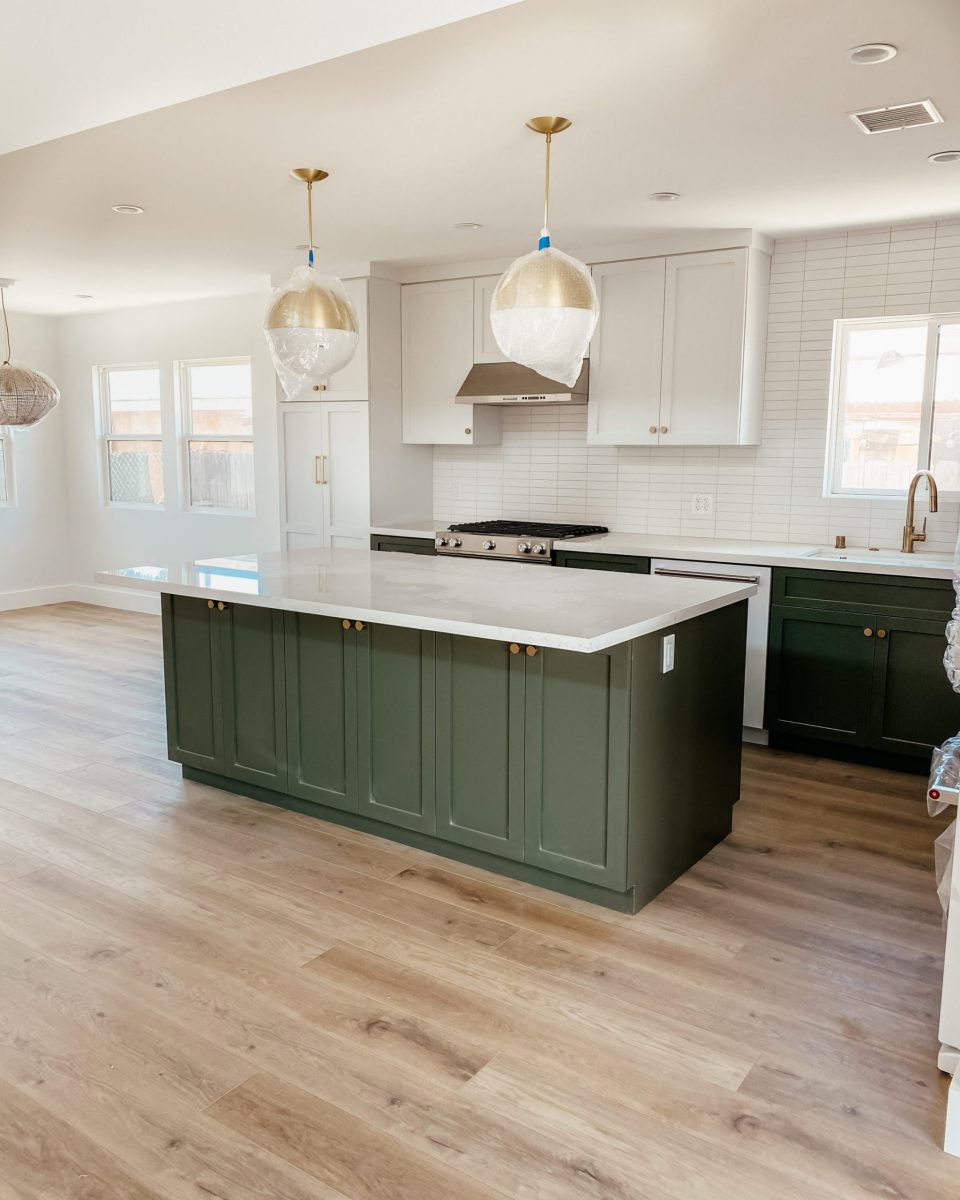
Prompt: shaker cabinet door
<box><xmin>435</xmin><ymin>634</ymin><xmax>525</xmax><ymax>859</ymax></box>
<box><xmin>284</xmin><ymin>612</ymin><xmax>359</xmax><ymax>812</ymax></box>
<box><xmin>523</xmin><ymin>645</ymin><xmax>630</xmax><ymax>889</ymax></box>
<box><xmin>356</xmin><ymin>623</ymin><xmax>437</xmax><ymax>833</ymax></box>
<box><xmin>162</xmin><ymin>594</ymin><xmax>224</xmax><ymax>772</ymax></box>
<box><xmin>869</xmin><ymin>615</ymin><xmax>960</xmax><ymax>756</ymax></box>
<box><xmin>219</xmin><ymin>603</ymin><xmax>287</xmax><ymax>791</ymax></box>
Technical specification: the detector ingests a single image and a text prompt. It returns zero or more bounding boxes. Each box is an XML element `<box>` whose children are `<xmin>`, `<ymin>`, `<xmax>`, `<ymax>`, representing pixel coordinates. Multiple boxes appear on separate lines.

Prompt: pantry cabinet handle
<box><xmin>315</xmin><ymin>455</ymin><xmax>327</xmax><ymax>485</ymax></box>
<box><xmin>654</xmin><ymin>568</ymin><xmax>760</xmax><ymax>585</ymax></box>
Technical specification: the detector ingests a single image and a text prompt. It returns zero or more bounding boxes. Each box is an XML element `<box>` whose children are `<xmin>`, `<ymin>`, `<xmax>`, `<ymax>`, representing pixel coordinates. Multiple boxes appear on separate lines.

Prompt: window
<box><xmin>180</xmin><ymin>358</ymin><xmax>255</xmax><ymax>513</ymax></box>
<box><xmin>826</xmin><ymin>314</ymin><xmax>960</xmax><ymax>495</ymax></box>
<box><xmin>100</xmin><ymin>365</ymin><xmax>164</xmax><ymax>506</ymax></box>
<box><xmin>0</xmin><ymin>429</ymin><xmax>13</xmax><ymax>506</ymax></box>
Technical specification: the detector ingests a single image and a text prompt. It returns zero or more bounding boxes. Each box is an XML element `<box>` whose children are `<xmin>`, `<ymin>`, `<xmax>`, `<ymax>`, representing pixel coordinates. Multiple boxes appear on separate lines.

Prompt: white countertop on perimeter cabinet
<box><xmin>370</xmin><ymin>524</ymin><xmax>955</xmax><ymax>580</ymax></box>
<box><xmin>96</xmin><ymin>547</ymin><xmax>756</xmax><ymax>654</ymax></box>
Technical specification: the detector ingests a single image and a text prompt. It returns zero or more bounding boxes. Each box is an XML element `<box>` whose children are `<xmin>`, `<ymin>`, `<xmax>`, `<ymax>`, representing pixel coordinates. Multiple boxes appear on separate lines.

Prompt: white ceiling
<box><xmin>0</xmin><ymin>0</ymin><xmax>519</xmax><ymax>154</ymax></box>
<box><xmin>3</xmin><ymin>0</ymin><xmax>960</xmax><ymax>314</ymax></box>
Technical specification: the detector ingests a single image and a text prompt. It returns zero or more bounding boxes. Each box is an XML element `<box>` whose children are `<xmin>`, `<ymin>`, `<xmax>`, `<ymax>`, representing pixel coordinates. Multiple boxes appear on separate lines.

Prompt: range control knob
<box><xmin>450</xmin><ymin>537</ymin><xmax>462</xmax><ymax>548</ymax></box>
<box><xmin>517</xmin><ymin>541</ymin><xmax>532</xmax><ymax>554</ymax></box>
<box><xmin>482</xmin><ymin>540</ymin><xmax>497</xmax><ymax>551</ymax></box>
<box><xmin>435</xmin><ymin>536</ymin><xmax>449</xmax><ymax>548</ymax></box>
<box><xmin>532</xmin><ymin>543</ymin><xmax>548</xmax><ymax>555</ymax></box>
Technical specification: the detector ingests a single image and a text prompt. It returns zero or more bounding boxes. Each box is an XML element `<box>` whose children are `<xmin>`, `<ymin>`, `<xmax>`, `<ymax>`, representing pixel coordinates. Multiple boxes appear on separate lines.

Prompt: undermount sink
<box><xmin>802</xmin><ymin>547</ymin><xmax>953</xmax><ymax>569</ymax></box>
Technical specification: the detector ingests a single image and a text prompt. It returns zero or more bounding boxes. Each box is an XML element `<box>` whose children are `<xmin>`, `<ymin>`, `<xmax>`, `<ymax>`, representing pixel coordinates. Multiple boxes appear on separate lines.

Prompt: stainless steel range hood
<box><xmin>455</xmin><ymin>360</ymin><xmax>588</xmax><ymax>405</ymax></box>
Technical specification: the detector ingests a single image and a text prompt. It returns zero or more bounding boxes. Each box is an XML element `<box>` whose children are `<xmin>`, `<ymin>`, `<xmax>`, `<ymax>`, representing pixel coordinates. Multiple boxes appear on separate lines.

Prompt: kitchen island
<box><xmin>98</xmin><ymin>548</ymin><xmax>754</xmax><ymax>912</ymax></box>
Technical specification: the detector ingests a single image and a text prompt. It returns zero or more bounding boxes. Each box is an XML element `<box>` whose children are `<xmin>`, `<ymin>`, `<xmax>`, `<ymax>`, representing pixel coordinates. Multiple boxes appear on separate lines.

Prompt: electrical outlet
<box><xmin>661</xmin><ymin>633</ymin><xmax>675</xmax><ymax>673</ymax></box>
<box><xmin>452</xmin><ymin>482</ymin><xmax>463</xmax><ymax>500</ymax></box>
<box><xmin>691</xmin><ymin>493</ymin><xmax>714</xmax><ymax>515</ymax></box>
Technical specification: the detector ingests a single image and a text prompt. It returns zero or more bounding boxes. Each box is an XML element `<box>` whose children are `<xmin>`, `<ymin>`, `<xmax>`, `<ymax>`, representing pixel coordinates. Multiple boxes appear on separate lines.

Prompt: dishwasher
<box><xmin>650</xmin><ymin>558</ymin><xmax>772</xmax><ymax>740</ymax></box>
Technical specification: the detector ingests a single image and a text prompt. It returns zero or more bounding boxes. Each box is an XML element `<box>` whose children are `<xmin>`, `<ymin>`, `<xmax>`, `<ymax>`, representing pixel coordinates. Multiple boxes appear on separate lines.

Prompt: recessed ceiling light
<box><xmin>847</xmin><ymin>43</ymin><xmax>897</xmax><ymax>65</ymax></box>
<box><xmin>929</xmin><ymin>150</ymin><xmax>960</xmax><ymax>163</ymax></box>
<box><xmin>648</xmin><ymin>192</ymin><xmax>680</xmax><ymax>202</ymax></box>
<box><xmin>111</xmin><ymin>204</ymin><xmax>144</xmax><ymax>215</ymax></box>
<box><xmin>454</xmin><ymin>221</ymin><xmax>483</xmax><ymax>230</ymax></box>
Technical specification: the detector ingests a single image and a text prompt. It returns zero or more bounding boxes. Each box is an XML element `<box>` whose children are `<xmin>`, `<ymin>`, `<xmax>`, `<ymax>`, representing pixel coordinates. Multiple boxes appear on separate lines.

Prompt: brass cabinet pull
<box><xmin>354</xmin><ymin>620</ymin><xmax>365</xmax><ymax>631</ymax></box>
<box><xmin>464</xmin><ymin>427</ymin><xmax>472</xmax><ymax>436</ymax></box>
<box><xmin>877</xmin><ymin>629</ymin><xmax>887</xmax><ymax>639</ymax></box>
<box><xmin>509</xmin><ymin>643</ymin><xmax>521</xmax><ymax>655</ymax></box>
<box><xmin>863</xmin><ymin>627</ymin><xmax>873</xmax><ymax>637</ymax></box>
<box><xmin>207</xmin><ymin>599</ymin><xmax>215</xmax><ymax>609</ymax></box>
<box><xmin>525</xmin><ymin>645</ymin><xmax>538</xmax><ymax>657</ymax></box>
<box><xmin>648</xmin><ymin>425</ymin><xmax>657</xmax><ymax>434</ymax></box>
<box><xmin>660</xmin><ymin>425</ymin><xmax>668</xmax><ymax>434</ymax></box>
<box><xmin>217</xmin><ymin>601</ymin><xmax>227</xmax><ymax>611</ymax></box>
<box><xmin>342</xmin><ymin>618</ymin><xmax>352</xmax><ymax>630</ymax></box>
<box><xmin>315</xmin><ymin>454</ymin><xmax>327</xmax><ymax>485</ymax></box>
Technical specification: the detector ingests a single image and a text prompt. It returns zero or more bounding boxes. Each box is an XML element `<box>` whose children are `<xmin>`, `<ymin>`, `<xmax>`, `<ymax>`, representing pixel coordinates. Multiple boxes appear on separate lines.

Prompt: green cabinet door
<box><xmin>766</xmin><ymin>605</ymin><xmax>876</xmax><ymax>744</ymax></box>
<box><xmin>869</xmin><ymin>615</ymin><xmax>960</xmax><ymax>756</ymax></box>
<box><xmin>162</xmin><ymin>594</ymin><xmax>223</xmax><ymax>772</ymax></box>
<box><xmin>284</xmin><ymin>612</ymin><xmax>358</xmax><ymax>811</ymax></box>
<box><xmin>435</xmin><ymin>634</ymin><xmax>525</xmax><ymax>859</ymax></box>
<box><xmin>356</xmin><ymin>623</ymin><xmax>437</xmax><ymax>833</ymax></box>
<box><xmin>218</xmin><ymin>603</ymin><xmax>287</xmax><ymax>790</ymax></box>
<box><xmin>523</xmin><ymin>645</ymin><xmax>630</xmax><ymax>889</ymax></box>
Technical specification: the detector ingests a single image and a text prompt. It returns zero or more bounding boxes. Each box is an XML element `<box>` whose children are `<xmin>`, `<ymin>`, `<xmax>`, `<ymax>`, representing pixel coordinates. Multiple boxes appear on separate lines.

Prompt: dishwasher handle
<box><xmin>654</xmin><ymin>567</ymin><xmax>761</xmax><ymax>585</ymax></box>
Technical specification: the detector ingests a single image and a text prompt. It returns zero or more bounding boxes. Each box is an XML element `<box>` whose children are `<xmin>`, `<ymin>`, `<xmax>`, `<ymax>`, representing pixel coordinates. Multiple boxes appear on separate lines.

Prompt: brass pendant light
<box><xmin>490</xmin><ymin>117</ymin><xmax>599</xmax><ymax>387</ymax></box>
<box><xmin>264</xmin><ymin>168</ymin><xmax>359</xmax><ymax>399</ymax></box>
<box><xmin>0</xmin><ymin>281</ymin><xmax>60</xmax><ymax>428</ymax></box>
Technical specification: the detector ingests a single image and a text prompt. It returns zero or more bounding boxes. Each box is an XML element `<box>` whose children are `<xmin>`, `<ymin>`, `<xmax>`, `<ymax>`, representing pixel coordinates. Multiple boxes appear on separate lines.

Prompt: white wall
<box><xmin>0</xmin><ymin>312</ymin><xmax>71</xmax><ymax>604</ymax></box>
<box><xmin>57</xmin><ymin>293</ymin><xmax>282</xmax><ymax>599</ymax></box>
<box><xmin>434</xmin><ymin>218</ymin><xmax>960</xmax><ymax>555</ymax></box>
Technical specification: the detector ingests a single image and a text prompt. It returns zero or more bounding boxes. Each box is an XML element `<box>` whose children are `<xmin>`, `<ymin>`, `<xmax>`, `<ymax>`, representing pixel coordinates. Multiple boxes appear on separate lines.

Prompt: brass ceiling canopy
<box><xmin>525</xmin><ymin>116</ymin><xmax>572</xmax><ymax>136</ymax></box>
<box><xmin>290</xmin><ymin>167</ymin><xmax>329</xmax><ymax>184</ymax></box>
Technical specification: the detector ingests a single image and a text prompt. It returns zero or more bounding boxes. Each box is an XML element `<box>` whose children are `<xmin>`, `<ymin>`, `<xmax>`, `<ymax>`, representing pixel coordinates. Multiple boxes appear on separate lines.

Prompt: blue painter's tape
<box><xmin>308</xmin><ymin>248</ymin><xmax>315</xmax><ymax>266</ymax></box>
<box><xmin>538</xmin><ymin>234</ymin><xmax>551</xmax><ymax>249</ymax></box>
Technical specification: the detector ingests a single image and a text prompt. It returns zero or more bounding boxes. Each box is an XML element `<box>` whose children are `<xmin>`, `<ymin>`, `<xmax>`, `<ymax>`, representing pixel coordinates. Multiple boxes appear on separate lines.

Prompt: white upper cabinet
<box><xmin>401</xmin><ymin>278</ymin><xmax>501</xmax><ymax>445</ymax></box>
<box><xmin>587</xmin><ymin>247</ymin><xmax>769</xmax><ymax>446</ymax></box>
<box><xmin>473</xmin><ymin>274</ymin><xmax>508</xmax><ymax>363</ymax></box>
<box><xmin>321</xmin><ymin>276</ymin><xmax>369</xmax><ymax>401</ymax></box>
<box><xmin>587</xmin><ymin>258</ymin><xmax>665</xmax><ymax>446</ymax></box>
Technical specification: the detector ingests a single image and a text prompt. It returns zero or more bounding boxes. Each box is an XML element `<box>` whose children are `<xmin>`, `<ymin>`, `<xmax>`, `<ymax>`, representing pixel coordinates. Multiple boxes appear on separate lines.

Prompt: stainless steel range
<box><xmin>434</xmin><ymin>520</ymin><xmax>609</xmax><ymax>563</ymax></box>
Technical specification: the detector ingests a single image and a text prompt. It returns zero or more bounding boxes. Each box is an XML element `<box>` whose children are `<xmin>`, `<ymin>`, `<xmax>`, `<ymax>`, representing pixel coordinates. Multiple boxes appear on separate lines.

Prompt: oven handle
<box><xmin>653</xmin><ymin>567</ymin><xmax>761</xmax><ymax>585</ymax></box>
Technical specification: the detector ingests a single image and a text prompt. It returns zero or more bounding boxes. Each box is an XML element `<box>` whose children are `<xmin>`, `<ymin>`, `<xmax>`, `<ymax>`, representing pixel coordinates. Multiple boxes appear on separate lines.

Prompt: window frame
<box><xmin>825</xmin><ymin>312</ymin><xmax>960</xmax><ymax>499</ymax></box>
<box><xmin>177</xmin><ymin>355</ymin><xmax>255</xmax><ymax>517</ymax></box>
<box><xmin>0</xmin><ymin>427</ymin><xmax>15</xmax><ymax>507</ymax></box>
<box><xmin>97</xmin><ymin>362</ymin><xmax>165</xmax><ymax>510</ymax></box>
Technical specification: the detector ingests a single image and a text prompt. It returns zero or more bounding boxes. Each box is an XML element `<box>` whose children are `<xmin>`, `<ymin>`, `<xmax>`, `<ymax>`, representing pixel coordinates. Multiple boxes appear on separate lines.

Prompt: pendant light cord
<box><xmin>306</xmin><ymin>181</ymin><xmax>315</xmax><ymax>267</ymax></box>
<box><xmin>0</xmin><ymin>287</ymin><xmax>10</xmax><ymax>366</ymax></box>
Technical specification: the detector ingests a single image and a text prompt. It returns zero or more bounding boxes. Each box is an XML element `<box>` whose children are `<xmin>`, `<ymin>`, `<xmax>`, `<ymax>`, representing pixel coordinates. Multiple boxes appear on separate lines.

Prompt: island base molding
<box><xmin>183</xmin><ymin>765</ymin><xmax>648</xmax><ymax>912</ymax></box>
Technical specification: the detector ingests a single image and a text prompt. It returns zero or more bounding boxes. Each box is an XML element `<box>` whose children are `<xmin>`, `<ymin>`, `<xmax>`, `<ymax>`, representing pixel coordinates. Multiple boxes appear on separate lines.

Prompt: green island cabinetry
<box><xmin>163</xmin><ymin>593</ymin><xmax>747</xmax><ymax>911</ymax></box>
<box><xmin>765</xmin><ymin>567</ymin><xmax>960</xmax><ymax>762</ymax></box>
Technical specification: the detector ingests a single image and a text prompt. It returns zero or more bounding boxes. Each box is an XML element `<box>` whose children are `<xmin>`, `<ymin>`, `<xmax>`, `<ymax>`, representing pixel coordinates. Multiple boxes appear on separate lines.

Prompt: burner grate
<box><xmin>448</xmin><ymin>520</ymin><xmax>608</xmax><ymax>539</ymax></box>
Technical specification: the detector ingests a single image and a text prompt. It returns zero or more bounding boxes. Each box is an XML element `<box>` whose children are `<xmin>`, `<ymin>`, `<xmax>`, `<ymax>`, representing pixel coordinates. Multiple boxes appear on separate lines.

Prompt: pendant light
<box><xmin>490</xmin><ymin>117</ymin><xmax>599</xmax><ymax>387</ymax></box>
<box><xmin>264</xmin><ymin>168</ymin><xmax>358</xmax><ymax>400</ymax></box>
<box><xmin>0</xmin><ymin>281</ymin><xmax>60</xmax><ymax>427</ymax></box>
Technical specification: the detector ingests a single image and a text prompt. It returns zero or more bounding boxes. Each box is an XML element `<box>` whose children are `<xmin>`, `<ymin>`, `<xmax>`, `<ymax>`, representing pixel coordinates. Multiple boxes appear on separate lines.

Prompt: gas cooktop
<box><xmin>435</xmin><ymin>520</ymin><xmax>608</xmax><ymax>562</ymax></box>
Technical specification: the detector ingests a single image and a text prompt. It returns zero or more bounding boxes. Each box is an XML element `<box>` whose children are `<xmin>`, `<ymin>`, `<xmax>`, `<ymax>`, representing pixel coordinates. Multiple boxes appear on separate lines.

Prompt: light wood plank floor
<box><xmin>0</xmin><ymin>601</ymin><xmax>958</xmax><ymax>1199</ymax></box>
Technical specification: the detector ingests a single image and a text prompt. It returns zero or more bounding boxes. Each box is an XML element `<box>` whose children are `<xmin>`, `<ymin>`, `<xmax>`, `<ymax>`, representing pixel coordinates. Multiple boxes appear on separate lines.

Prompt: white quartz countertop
<box><xmin>370</xmin><ymin>523</ymin><xmax>954</xmax><ymax>580</ymax></box>
<box><xmin>96</xmin><ymin>547</ymin><xmax>756</xmax><ymax>654</ymax></box>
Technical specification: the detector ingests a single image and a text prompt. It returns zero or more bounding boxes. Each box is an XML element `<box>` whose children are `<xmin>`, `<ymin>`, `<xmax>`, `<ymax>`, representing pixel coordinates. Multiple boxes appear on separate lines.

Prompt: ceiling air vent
<box><xmin>850</xmin><ymin>99</ymin><xmax>943</xmax><ymax>134</ymax></box>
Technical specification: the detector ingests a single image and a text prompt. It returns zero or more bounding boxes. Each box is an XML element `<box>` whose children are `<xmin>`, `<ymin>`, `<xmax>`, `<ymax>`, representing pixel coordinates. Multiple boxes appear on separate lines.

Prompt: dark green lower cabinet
<box><xmin>523</xmin><ymin>645</ymin><xmax>630</xmax><ymax>889</ymax></box>
<box><xmin>284</xmin><ymin>612</ymin><xmax>358</xmax><ymax>811</ymax></box>
<box><xmin>435</xmin><ymin>635</ymin><xmax>525</xmax><ymax>859</ymax></box>
<box><xmin>162</xmin><ymin>595</ymin><xmax>285</xmax><ymax>787</ymax></box>
<box><xmin>356</xmin><ymin>624</ymin><xmax>436</xmax><ymax>833</ymax></box>
<box><xmin>767</xmin><ymin>606</ymin><xmax>876</xmax><ymax>744</ymax></box>
<box><xmin>767</xmin><ymin>583</ymin><xmax>960</xmax><ymax>759</ymax></box>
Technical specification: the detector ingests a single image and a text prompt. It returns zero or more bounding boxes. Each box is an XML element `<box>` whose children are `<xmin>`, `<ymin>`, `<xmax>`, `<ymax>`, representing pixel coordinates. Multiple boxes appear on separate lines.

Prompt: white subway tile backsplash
<box><xmin>432</xmin><ymin>219</ymin><xmax>960</xmax><ymax>550</ymax></box>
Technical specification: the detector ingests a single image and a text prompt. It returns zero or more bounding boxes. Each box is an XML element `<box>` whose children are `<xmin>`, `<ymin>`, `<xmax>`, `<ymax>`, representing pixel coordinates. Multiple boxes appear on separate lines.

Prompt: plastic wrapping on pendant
<box><xmin>929</xmin><ymin>736</ymin><xmax>960</xmax><ymax>815</ymax></box>
<box><xmin>490</xmin><ymin>245</ymin><xmax>599</xmax><ymax>388</ymax></box>
<box><xmin>935</xmin><ymin>820</ymin><xmax>956</xmax><ymax>917</ymax></box>
<box><xmin>945</xmin><ymin>529</ymin><xmax>960</xmax><ymax>690</ymax></box>
<box><xmin>264</xmin><ymin>266</ymin><xmax>358</xmax><ymax>400</ymax></box>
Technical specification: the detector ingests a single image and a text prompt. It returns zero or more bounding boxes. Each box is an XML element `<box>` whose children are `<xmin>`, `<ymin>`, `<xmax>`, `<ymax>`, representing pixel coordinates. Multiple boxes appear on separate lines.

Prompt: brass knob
<box><xmin>342</xmin><ymin>619</ymin><xmax>351</xmax><ymax>630</ymax></box>
<box><xmin>509</xmin><ymin>643</ymin><xmax>521</xmax><ymax>655</ymax></box>
<box><xmin>863</xmin><ymin>627</ymin><xmax>873</xmax><ymax>637</ymax></box>
<box><xmin>354</xmin><ymin>621</ymin><xmax>365</xmax><ymax>631</ymax></box>
<box><xmin>464</xmin><ymin>427</ymin><xmax>472</xmax><ymax>436</ymax></box>
<box><xmin>207</xmin><ymin>599</ymin><xmax>215</xmax><ymax>609</ymax></box>
<box><xmin>877</xmin><ymin>629</ymin><xmax>887</xmax><ymax>639</ymax></box>
<box><xmin>660</xmin><ymin>425</ymin><xmax>668</xmax><ymax>434</ymax></box>
<box><xmin>311</xmin><ymin>383</ymin><xmax>326</xmax><ymax>392</ymax></box>
<box><xmin>217</xmin><ymin>601</ymin><xmax>226</xmax><ymax>611</ymax></box>
<box><xmin>525</xmin><ymin>645</ymin><xmax>538</xmax><ymax>657</ymax></box>
<box><xmin>649</xmin><ymin>425</ymin><xmax>657</xmax><ymax>434</ymax></box>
